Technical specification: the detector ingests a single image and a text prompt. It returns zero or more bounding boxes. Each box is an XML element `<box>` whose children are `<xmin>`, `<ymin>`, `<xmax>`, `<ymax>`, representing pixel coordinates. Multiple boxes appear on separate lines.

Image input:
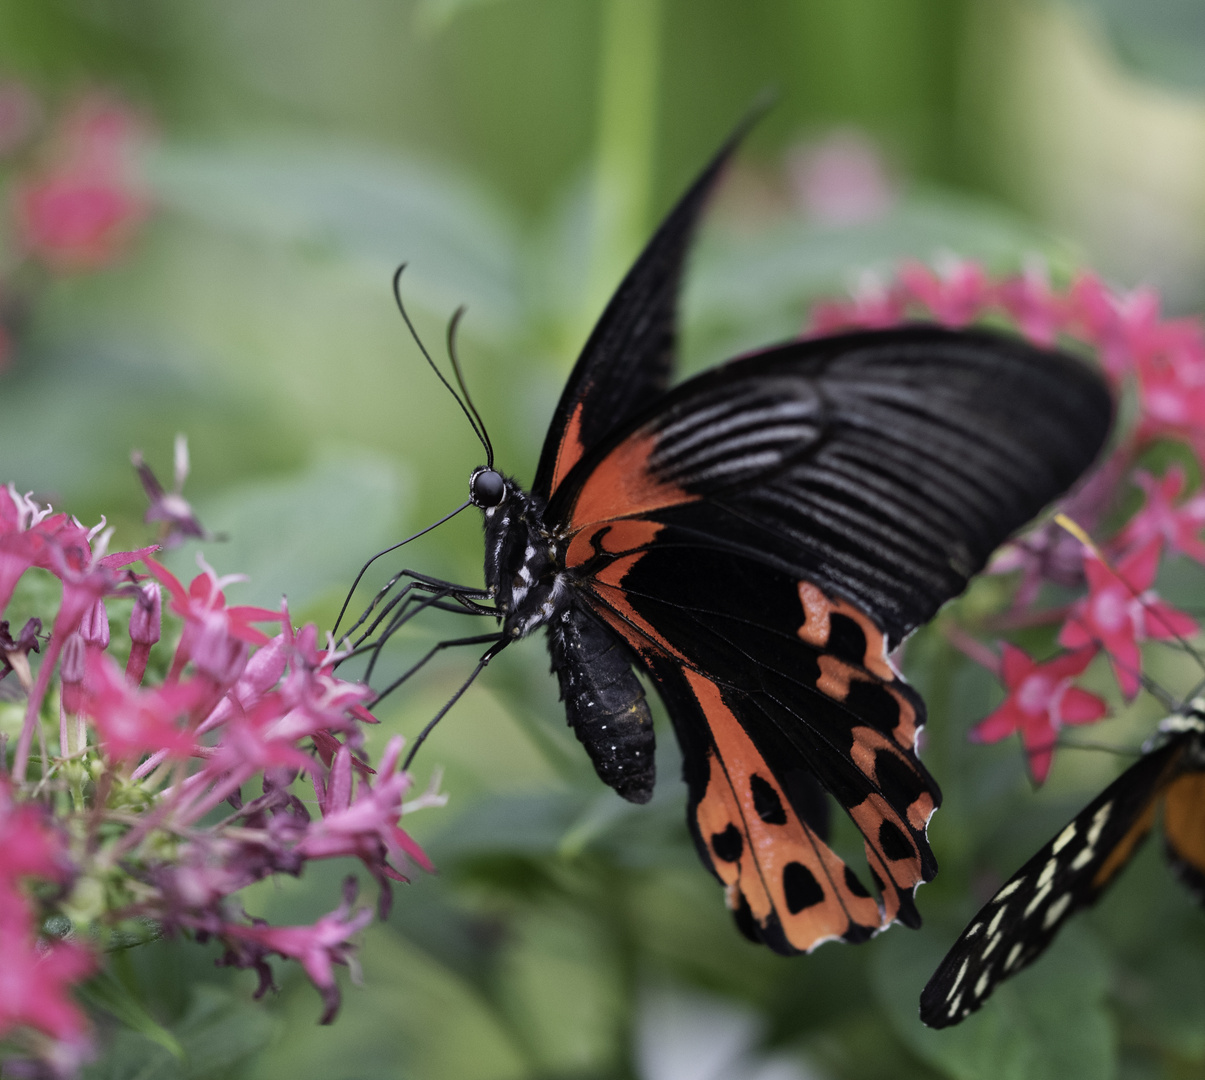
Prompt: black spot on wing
<box><xmin>826</xmin><ymin>612</ymin><xmax>869</xmax><ymax>665</ymax></box>
<box><xmin>731</xmin><ymin>890</ymin><xmax>761</xmax><ymax>944</ymax></box>
<box><xmin>878</xmin><ymin>820</ymin><xmax>914</xmax><ymax>862</ymax></box>
<box><xmin>873</xmin><ymin>748</ymin><xmax>931</xmax><ymax>809</ymax></box>
<box><xmin>711</xmin><ymin>825</ymin><xmax>743</xmax><ymax>863</ymax></box>
<box><xmin>783</xmin><ymin>862</ymin><xmax>825</xmax><ymax>913</ymax></box>
<box><xmin>750</xmin><ymin>773</ymin><xmax>788</xmax><ymax>825</ymax></box>
<box><xmin>843</xmin><ymin>680</ymin><xmax>908</xmax><ymax>735</ymax></box>
<box><xmin>844</xmin><ymin>865</ymin><xmax>871</xmax><ymax>899</ymax></box>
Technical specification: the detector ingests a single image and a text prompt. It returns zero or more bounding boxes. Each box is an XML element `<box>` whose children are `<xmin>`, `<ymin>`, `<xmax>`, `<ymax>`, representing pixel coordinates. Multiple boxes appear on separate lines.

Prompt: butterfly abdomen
<box><xmin>547</xmin><ymin>604</ymin><xmax>656</xmax><ymax>803</ymax></box>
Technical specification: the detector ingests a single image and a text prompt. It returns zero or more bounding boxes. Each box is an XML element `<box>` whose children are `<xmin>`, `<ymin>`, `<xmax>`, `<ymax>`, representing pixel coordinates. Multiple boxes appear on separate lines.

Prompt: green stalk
<box><xmin>585</xmin><ymin>0</ymin><xmax>663</xmax><ymax>326</ymax></box>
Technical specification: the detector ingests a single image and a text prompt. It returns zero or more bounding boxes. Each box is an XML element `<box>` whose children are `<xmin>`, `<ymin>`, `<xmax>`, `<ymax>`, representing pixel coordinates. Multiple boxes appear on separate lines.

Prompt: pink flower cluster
<box><xmin>0</xmin><ymin>85</ymin><xmax>150</xmax><ymax>370</ymax></box>
<box><xmin>0</xmin><ymin>484</ymin><xmax>437</xmax><ymax>1076</ymax></box>
<box><xmin>810</xmin><ymin>259</ymin><xmax>1205</xmax><ymax>782</ymax></box>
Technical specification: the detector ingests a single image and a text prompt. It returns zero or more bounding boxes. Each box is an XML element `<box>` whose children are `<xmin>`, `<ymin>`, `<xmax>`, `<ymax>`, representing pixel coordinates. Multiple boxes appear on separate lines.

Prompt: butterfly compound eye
<box><xmin>470</xmin><ymin>468</ymin><xmax>506</xmax><ymax>508</ymax></box>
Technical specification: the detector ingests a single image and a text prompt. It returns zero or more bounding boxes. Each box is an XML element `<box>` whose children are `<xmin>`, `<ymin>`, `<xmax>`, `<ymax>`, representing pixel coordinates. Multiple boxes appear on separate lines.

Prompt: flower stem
<box><xmin>585</xmin><ymin>0</ymin><xmax>663</xmax><ymax>325</ymax></box>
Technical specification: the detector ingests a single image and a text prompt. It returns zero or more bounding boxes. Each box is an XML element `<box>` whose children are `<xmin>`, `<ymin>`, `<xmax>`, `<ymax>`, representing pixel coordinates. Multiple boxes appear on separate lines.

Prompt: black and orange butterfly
<box><xmin>921</xmin><ymin>703</ymin><xmax>1205</xmax><ymax>1027</ymax></box>
<box><xmin>368</xmin><ymin>118</ymin><xmax>1113</xmax><ymax>955</ymax></box>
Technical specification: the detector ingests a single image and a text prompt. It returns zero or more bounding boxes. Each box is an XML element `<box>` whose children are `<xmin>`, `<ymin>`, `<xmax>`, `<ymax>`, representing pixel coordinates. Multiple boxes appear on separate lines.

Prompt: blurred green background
<box><xmin>4</xmin><ymin>1</ymin><xmax>1205</xmax><ymax>1078</ymax></box>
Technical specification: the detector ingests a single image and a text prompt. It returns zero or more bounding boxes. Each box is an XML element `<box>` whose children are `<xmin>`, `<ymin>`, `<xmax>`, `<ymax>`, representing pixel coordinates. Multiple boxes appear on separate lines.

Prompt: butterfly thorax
<box><xmin>474</xmin><ymin>467</ymin><xmax>656</xmax><ymax>803</ymax></box>
<box><xmin>479</xmin><ymin>478</ymin><xmax>569</xmax><ymax>639</ymax></box>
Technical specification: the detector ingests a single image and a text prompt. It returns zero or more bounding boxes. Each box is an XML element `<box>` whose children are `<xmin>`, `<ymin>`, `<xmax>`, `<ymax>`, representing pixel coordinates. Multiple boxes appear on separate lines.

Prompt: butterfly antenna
<box><xmin>331</xmin><ymin>499</ymin><xmax>472</xmax><ymax>638</ymax></box>
<box><xmin>446</xmin><ymin>305</ymin><xmax>494</xmax><ymax>468</ymax></box>
<box><xmin>391</xmin><ymin>265</ymin><xmax>488</xmax><ymax>452</ymax></box>
<box><xmin>402</xmin><ymin>638</ymin><xmax>510</xmax><ymax>771</ymax></box>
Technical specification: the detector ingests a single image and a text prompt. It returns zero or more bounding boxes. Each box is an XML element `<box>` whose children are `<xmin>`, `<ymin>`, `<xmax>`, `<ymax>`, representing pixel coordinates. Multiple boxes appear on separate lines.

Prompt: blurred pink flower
<box><xmin>970</xmin><ymin>646</ymin><xmax>1107</xmax><ymax>783</ymax></box>
<box><xmin>1059</xmin><ymin>538</ymin><xmax>1198</xmax><ymax>701</ymax></box>
<box><xmin>1117</xmin><ymin>465</ymin><xmax>1205</xmax><ymax>564</ymax></box>
<box><xmin>788</xmin><ymin>129</ymin><xmax>895</xmax><ymax>226</ymax></box>
<box><xmin>11</xmin><ymin>94</ymin><xmax>150</xmax><ymax>273</ymax></box>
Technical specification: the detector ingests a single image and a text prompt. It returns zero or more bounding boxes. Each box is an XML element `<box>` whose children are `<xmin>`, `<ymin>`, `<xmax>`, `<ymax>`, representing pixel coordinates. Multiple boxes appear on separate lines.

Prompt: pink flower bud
<box><xmin>79</xmin><ymin>599</ymin><xmax>109</xmax><ymax>648</ymax></box>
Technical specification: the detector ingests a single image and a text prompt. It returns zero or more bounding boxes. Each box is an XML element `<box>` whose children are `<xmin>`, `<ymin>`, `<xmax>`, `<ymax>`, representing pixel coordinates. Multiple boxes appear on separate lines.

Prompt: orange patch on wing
<box><xmin>846</xmin><ymin>792</ymin><xmax>923</xmax><ymax>924</ymax></box>
<box><xmin>817</xmin><ymin>655</ymin><xmax>861</xmax><ymax>701</ymax></box>
<box><xmin>549</xmin><ymin>402</ymin><xmax>586</xmax><ymax>496</ymax></box>
<box><xmin>568</xmin><ymin>429</ymin><xmax>697</xmax><ymax>530</ymax></box>
<box><xmin>797</xmin><ymin>581</ymin><xmax>892</xmax><ymax>681</ymax></box>
<box><xmin>906</xmin><ymin>791</ymin><xmax>937</xmax><ymax>832</ymax></box>
<box><xmin>565</xmin><ymin>518</ymin><xmax>663</xmax><ymax>570</ymax></box>
<box><xmin>588</xmin><ymin>563</ymin><xmax>686</xmax><ymax>663</ymax></box>
<box><xmin>1163</xmin><ymin>772</ymin><xmax>1205</xmax><ymax>876</ymax></box>
<box><xmin>685</xmin><ymin>669</ymin><xmax>883</xmax><ymax>951</ymax></box>
<box><xmin>885</xmin><ymin>686</ymin><xmax>920</xmax><ymax>753</ymax></box>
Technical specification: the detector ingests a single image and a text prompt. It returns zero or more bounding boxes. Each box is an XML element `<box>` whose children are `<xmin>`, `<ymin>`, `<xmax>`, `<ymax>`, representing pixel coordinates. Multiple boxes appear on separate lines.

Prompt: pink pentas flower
<box><xmin>144</xmin><ymin>557</ymin><xmax>281</xmax><ymax>682</ymax></box>
<box><xmin>897</xmin><ymin>258</ymin><xmax>994</xmax><ymax>327</ymax></box>
<box><xmin>300</xmin><ymin>738</ymin><xmax>433</xmax><ymax>915</ymax></box>
<box><xmin>81</xmin><ymin>650</ymin><xmax>203</xmax><ymax>761</ymax></box>
<box><xmin>0</xmin><ymin>782</ymin><xmax>71</xmax><ymax>886</ymax></box>
<box><xmin>971</xmin><ymin>645</ymin><xmax>1108</xmax><ymax>783</ymax></box>
<box><xmin>1134</xmin><ymin>349</ymin><xmax>1205</xmax><ymax>453</ymax></box>
<box><xmin>787</xmin><ymin>129</ymin><xmax>896</xmax><ymax>226</ymax></box>
<box><xmin>1059</xmin><ymin>538</ymin><xmax>1199</xmax><ymax>700</ymax></box>
<box><xmin>13</xmin><ymin>177</ymin><xmax>147</xmax><ymax>271</ymax></box>
<box><xmin>994</xmin><ymin>263</ymin><xmax>1065</xmax><ymax>347</ymax></box>
<box><xmin>0</xmin><ymin>924</ymin><xmax>95</xmax><ymax>1075</ymax></box>
<box><xmin>131</xmin><ymin>436</ymin><xmax>211</xmax><ymax>549</ymax></box>
<box><xmin>808</xmin><ymin>273</ymin><xmax>906</xmax><ymax>334</ymax></box>
<box><xmin>1117</xmin><ymin>465</ymin><xmax>1205</xmax><ymax>564</ymax></box>
<box><xmin>217</xmin><ymin>879</ymin><xmax>374</xmax><ymax>1024</ymax></box>
<box><xmin>0</xmin><ymin>483</ymin><xmax>447</xmax><ymax>1076</ymax></box>
<box><xmin>11</xmin><ymin>93</ymin><xmax>150</xmax><ymax>273</ymax></box>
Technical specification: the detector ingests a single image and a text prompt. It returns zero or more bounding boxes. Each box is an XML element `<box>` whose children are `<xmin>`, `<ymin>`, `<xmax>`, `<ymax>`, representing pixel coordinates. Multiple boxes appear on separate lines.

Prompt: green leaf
<box><xmin>82</xmin><ymin>984</ymin><xmax>275</xmax><ymax>1080</ymax></box>
<box><xmin>160</xmin><ymin>446</ymin><xmax>408</xmax><ymax>614</ymax></box>
<box><xmin>147</xmin><ymin>140</ymin><xmax>523</xmax><ymax>336</ymax></box>
<box><xmin>413</xmin><ymin>0</ymin><xmax>510</xmax><ymax>31</ymax></box>
<box><xmin>872</xmin><ymin>920</ymin><xmax>1118</xmax><ymax>1080</ymax></box>
<box><xmin>1074</xmin><ymin>0</ymin><xmax>1205</xmax><ymax>92</ymax></box>
<box><xmin>78</xmin><ymin>970</ymin><xmax>185</xmax><ymax>1061</ymax></box>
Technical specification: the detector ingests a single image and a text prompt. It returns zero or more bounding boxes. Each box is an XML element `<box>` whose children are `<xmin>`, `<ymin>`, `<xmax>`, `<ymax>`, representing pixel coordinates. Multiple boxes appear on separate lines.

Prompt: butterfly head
<box><xmin>469</xmin><ymin>467</ymin><xmax>507</xmax><ymax>509</ymax></box>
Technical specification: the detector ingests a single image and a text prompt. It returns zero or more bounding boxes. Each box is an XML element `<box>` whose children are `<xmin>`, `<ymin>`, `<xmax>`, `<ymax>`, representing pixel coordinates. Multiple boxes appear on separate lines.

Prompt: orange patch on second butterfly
<box><xmin>1092</xmin><ymin>797</ymin><xmax>1159</xmax><ymax>888</ymax></box>
<box><xmin>797</xmin><ymin>581</ymin><xmax>892</xmax><ymax>681</ymax></box>
<box><xmin>568</xmin><ymin>428</ymin><xmax>697</xmax><ymax>530</ymax></box>
<box><xmin>685</xmin><ymin>669</ymin><xmax>883</xmax><ymax>952</ymax></box>
<box><xmin>1162</xmin><ymin>771</ymin><xmax>1205</xmax><ymax>875</ymax></box>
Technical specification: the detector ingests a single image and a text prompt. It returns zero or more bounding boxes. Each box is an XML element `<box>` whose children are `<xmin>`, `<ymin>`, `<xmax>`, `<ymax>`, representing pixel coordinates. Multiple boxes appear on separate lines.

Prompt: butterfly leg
<box><xmin>342</xmin><ymin>568</ymin><xmax>494</xmax><ymax>643</ymax></box>
<box><xmin>372</xmin><ymin>631</ymin><xmax>507</xmax><ymax>703</ymax></box>
<box><xmin>402</xmin><ymin>637</ymin><xmax>511</xmax><ymax>769</ymax></box>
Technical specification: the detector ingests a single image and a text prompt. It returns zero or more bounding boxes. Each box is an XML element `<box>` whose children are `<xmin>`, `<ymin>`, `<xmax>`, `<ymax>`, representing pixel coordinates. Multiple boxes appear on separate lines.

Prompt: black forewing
<box><xmin>551</xmin><ymin>325</ymin><xmax>1114</xmax><ymax>646</ymax></box>
<box><xmin>920</xmin><ymin>738</ymin><xmax>1186</xmax><ymax>1028</ymax></box>
<box><xmin>530</xmin><ymin>115</ymin><xmax>758</xmax><ymax>501</ymax></box>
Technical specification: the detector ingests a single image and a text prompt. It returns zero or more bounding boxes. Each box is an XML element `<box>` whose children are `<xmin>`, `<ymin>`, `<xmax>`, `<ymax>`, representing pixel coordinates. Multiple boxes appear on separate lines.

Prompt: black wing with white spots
<box><xmin>920</xmin><ymin>737</ymin><xmax>1186</xmax><ymax>1028</ymax></box>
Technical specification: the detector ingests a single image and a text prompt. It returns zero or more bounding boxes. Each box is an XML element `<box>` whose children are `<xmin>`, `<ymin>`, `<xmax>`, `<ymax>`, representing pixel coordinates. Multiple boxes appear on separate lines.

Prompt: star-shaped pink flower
<box><xmin>995</xmin><ymin>264</ymin><xmax>1067</xmax><ymax>347</ymax></box>
<box><xmin>970</xmin><ymin>645</ymin><xmax>1107</xmax><ymax>783</ymax></box>
<box><xmin>898</xmin><ymin>258</ymin><xmax>993</xmax><ymax>327</ymax></box>
<box><xmin>1059</xmin><ymin>537</ymin><xmax>1199</xmax><ymax>700</ymax></box>
<box><xmin>1117</xmin><ymin>465</ymin><xmax>1205</xmax><ymax>565</ymax></box>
